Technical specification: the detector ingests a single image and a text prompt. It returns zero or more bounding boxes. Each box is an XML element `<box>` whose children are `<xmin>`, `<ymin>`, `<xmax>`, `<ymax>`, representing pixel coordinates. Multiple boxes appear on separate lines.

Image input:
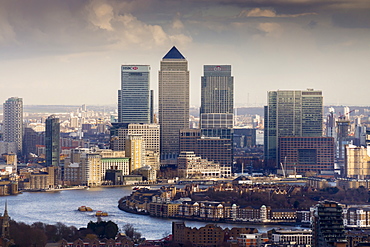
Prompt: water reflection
<box><xmin>1</xmin><ymin>187</ymin><xmax>302</xmax><ymax>239</ymax></box>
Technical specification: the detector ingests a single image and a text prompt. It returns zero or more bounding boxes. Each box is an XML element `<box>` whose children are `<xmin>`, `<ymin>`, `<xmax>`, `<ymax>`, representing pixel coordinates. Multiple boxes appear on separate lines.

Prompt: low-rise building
<box><xmin>238</xmin><ymin>233</ymin><xmax>268</xmax><ymax>247</ymax></box>
<box><xmin>270</xmin><ymin>229</ymin><xmax>312</xmax><ymax>246</ymax></box>
<box><xmin>343</xmin><ymin>206</ymin><xmax>370</xmax><ymax>228</ymax></box>
<box><xmin>270</xmin><ymin>209</ymin><xmax>297</xmax><ymax>222</ymax></box>
<box><xmin>172</xmin><ymin>222</ymin><xmax>258</xmax><ymax>247</ymax></box>
<box><xmin>177</xmin><ymin>151</ymin><xmax>221</xmax><ymax>178</ymax></box>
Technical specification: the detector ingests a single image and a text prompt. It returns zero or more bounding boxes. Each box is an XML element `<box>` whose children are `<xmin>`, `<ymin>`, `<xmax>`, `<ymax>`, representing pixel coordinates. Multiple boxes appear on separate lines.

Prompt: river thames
<box><xmin>1</xmin><ymin>187</ymin><xmax>302</xmax><ymax>239</ymax></box>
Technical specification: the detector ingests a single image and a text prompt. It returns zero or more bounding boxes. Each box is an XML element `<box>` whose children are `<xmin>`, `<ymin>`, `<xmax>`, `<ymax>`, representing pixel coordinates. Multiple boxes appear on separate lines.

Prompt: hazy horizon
<box><xmin>1</xmin><ymin>0</ymin><xmax>369</xmax><ymax>107</ymax></box>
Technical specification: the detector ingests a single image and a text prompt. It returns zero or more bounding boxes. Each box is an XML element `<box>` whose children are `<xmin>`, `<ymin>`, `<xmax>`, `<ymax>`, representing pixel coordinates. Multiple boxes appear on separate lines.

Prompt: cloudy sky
<box><xmin>0</xmin><ymin>0</ymin><xmax>369</xmax><ymax>107</ymax></box>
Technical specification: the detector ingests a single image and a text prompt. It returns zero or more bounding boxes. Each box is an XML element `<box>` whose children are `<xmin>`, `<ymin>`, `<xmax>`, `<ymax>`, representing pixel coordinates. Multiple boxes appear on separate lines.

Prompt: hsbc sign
<box><xmin>122</xmin><ymin>66</ymin><xmax>138</xmax><ymax>70</ymax></box>
<box><xmin>122</xmin><ymin>65</ymin><xmax>150</xmax><ymax>72</ymax></box>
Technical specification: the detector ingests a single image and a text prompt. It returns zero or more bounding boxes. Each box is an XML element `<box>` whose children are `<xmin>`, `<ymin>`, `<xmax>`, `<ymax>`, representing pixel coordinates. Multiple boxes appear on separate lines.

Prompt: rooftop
<box><xmin>163</xmin><ymin>46</ymin><xmax>185</xmax><ymax>60</ymax></box>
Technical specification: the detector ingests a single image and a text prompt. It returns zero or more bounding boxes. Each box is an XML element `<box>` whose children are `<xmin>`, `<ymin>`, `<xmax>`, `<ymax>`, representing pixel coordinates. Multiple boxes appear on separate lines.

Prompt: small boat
<box><xmin>95</xmin><ymin>211</ymin><xmax>108</xmax><ymax>217</ymax></box>
<box><xmin>78</xmin><ymin>206</ymin><xmax>93</xmax><ymax>212</ymax></box>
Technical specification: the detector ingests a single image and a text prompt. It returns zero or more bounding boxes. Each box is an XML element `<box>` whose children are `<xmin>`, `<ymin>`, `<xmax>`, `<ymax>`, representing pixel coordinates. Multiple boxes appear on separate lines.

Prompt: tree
<box><xmin>122</xmin><ymin>223</ymin><xmax>142</xmax><ymax>243</ymax></box>
<box><xmin>87</xmin><ymin>220</ymin><xmax>119</xmax><ymax>239</ymax></box>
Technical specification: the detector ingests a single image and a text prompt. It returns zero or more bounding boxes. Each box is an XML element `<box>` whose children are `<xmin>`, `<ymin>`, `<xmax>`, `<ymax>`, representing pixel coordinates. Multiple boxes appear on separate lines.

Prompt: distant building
<box><xmin>196</xmin><ymin>137</ymin><xmax>233</xmax><ymax>177</ymax></box>
<box><xmin>105</xmin><ymin>169</ymin><xmax>124</xmax><ymax>185</ymax></box>
<box><xmin>179</xmin><ymin>130</ymin><xmax>233</xmax><ymax>177</ymax></box>
<box><xmin>125</xmin><ymin>134</ymin><xmax>145</xmax><ymax>173</ymax></box>
<box><xmin>158</xmin><ymin>46</ymin><xmax>189</xmax><ymax>159</ymax></box>
<box><xmin>98</xmin><ymin>150</ymin><xmax>129</xmax><ymax>179</ymax></box>
<box><xmin>279</xmin><ymin>137</ymin><xmax>335</xmax><ymax>175</ymax></box>
<box><xmin>3</xmin><ymin>97</ymin><xmax>23</xmax><ymax>155</ymax></box>
<box><xmin>172</xmin><ymin>222</ymin><xmax>258</xmax><ymax>247</ymax></box>
<box><xmin>177</xmin><ymin>151</ymin><xmax>221</xmax><ymax>178</ymax></box>
<box><xmin>65</xmin><ymin>148</ymin><xmax>102</xmax><ymax>186</ymax></box>
<box><xmin>23</xmin><ymin>127</ymin><xmax>43</xmax><ymax>157</ymax></box>
<box><xmin>270</xmin><ymin>229</ymin><xmax>312</xmax><ymax>246</ymax></box>
<box><xmin>45</xmin><ymin>115</ymin><xmax>60</xmax><ymax>167</ymax></box>
<box><xmin>110</xmin><ymin>123</ymin><xmax>160</xmax><ymax>170</ymax></box>
<box><xmin>135</xmin><ymin>165</ymin><xmax>157</xmax><ymax>181</ymax></box>
<box><xmin>82</xmin><ymin>153</ymin><xmax>101</xmax><ymax>187</ymax></box>
<box><xmin>200</xmin><ymin>65</ymin><xmax>234</xmax><ymax>175</ymax></box>
<box><xmin>118</xmin><ymin>65</ymin><xmax>151</xmax><ymax>124</ymax></box>
<box><xmin>238</xmin><ymin>233</ymin><xmax>268</xmax><ymax>247</ymax></box>
<box><xmin>0</xmin><ymin>142</ymin><xmax>16</xmax><ymax>156</ymax></box>
<box><xmin>110</xmin><ymin>123</ymin><xmax>160</xmax><ymax>152</ymax></box>
<box><xmin>265</xmin><ymin>89</ymin><xmax>323</xmax><ymax>168</ymax></box>
<box><xmin>233</xmin><ymin>128</ymin><xmax>256</xmax><ymax>148</ymax></box>
<box><xmin>179</xmin><ymin>129</ymin><xmax>201</xmax><ymax>152</ymax></box>
<box><xmin>343</xmin><ymin>205</ymin><xmax>370</xmax><ymax>228</ymax></box>
<box><xmin>200</xmin><ymin>65</ymin><xmax>233</xmax><ymax>118</ymax></box>
<box><xmin>345</xmin><ymin>144</ymin><xmax>370</xmax><ymax>179</ymax></box>
<box><xmin>337</xmin><ymin>118</ymin><xmax>351</xmax><ymax>164</ymax></box>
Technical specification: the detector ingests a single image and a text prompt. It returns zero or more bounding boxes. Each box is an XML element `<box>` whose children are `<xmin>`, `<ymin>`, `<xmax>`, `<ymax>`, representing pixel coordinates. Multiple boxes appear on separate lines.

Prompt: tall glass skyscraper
<box><xmin>118</xmin><ymin>65</ymin><xmax>150</xmax><ymax>124</ymax></box>
<box><xmin>159</xmin><ymin>46</ymin><xmax>189</xmax><ymax>159</ymax></box>
<box><xmin>200</xmin><ymin>65</ymin><xmax>234</xmax><ymax>131</ymax></box>
<box><xmin>201</xmin><ymin>65</ymin><xmax>233</xmax><ymax>115</ymax></box>
<box><xmin>198</xmin><ymin>65</ymin><xmax>234</xmax><ymax>177</ymax></box>
<box><xmin>264</xmin><ymin>89</ymin><xmax>323</xmax><ymax>167</ymax></box>
<box><xmin>3</xmin><ymin>97</ymin><xmax>23</xmax><ymax>155</ymax></box>
<box><xmin>45</xmin><ymin>115</ymin><xmax>60</xmax><ymax>167</ymax></box>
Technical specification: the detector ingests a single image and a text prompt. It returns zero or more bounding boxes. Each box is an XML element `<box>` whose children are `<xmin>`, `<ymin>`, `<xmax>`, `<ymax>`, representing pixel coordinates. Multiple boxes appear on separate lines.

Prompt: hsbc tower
<box><xmin>118</xmin><ymin>65</ymin><xmax>152</xmax><ymax>124</ymax></box>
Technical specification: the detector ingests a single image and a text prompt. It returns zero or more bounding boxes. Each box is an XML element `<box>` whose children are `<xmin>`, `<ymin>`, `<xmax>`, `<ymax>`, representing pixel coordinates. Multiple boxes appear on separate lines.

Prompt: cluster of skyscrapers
<box><xmin>4</xmin><ymin>45</ymin><xmax>369</xmax><ymax>181</ymax></box>
<box><xmin>264</xmin><ymin>89</ymin><xmax>332</xmax><ymax>175</ymax></box>
<box><xmin>114</xmin><ymin>46</ymin><xmax>234</xmax><ymax>176</ymax></box>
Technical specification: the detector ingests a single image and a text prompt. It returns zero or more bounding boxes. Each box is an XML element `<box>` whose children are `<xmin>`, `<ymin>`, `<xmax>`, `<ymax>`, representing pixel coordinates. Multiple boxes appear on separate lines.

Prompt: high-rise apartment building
<box><xmin>118</xmin><ymin>65</ymin><xmax>151</xmax><ymax>124</ymax></box>
<box><xmin>45</xmin><ymin>115</ymin><xmax>60</xmax><ymax>167</ymax></box>
<box><xmin>312</xmin><ymin>201</ymin><xmax>346</xmax><ymax>247</ymax></box>
<box><xmin>336</xmin><ymin>117</ymin><xmax>351</xmax><ymax>163</ymax></box>
<box><xmin>3</xmin><ymin>97</ymin><xmax>23</xmax><ymax>155</ymax></box>
<box><xmin>110</xmin><ymin>123</ymin><xmax>160</xmax><ymax>171</ymax></box>
<box><xmin>125</xmin><ymin>134</ymin><xmax>145</xmax><ymax>173</ymax></box>
<box><xmin>344</xmin><ymin>144</ymin><xmax>370</xmax><ymax>179</ymax></box>
<box><xmin>158</xmin><ymin>46</ymin><xmax>189</xmax><ymax>158</ymax></box>
<box><xmin>264</xmin><ymin>89</ymin><xmax>323</xmax><ymax>167</ymax></box>
<box><xmin>67</xmin><ymin>148</ymin><xmax>102</xmax><ymax>187</ymax></box>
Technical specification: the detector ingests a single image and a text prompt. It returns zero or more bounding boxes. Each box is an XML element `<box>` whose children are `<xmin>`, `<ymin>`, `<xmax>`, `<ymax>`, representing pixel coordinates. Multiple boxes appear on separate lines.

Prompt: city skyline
<box><xmin>0</xmin><ymin>0</ymin><xmax>369</xmax><ymax>107</ymax></box>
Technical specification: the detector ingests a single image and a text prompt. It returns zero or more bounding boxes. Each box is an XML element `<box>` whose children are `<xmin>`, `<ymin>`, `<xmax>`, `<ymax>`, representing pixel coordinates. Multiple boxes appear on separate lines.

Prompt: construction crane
<box><xmin>338</xmin><ymin>109</ymin><xmax>355</xmax><ymax>120</ymax></box>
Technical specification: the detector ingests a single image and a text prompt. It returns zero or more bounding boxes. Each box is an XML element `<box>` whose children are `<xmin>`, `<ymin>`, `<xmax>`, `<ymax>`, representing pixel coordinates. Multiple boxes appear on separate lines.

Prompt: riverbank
<box><xmin>20</xmin><ymin>186</ymin><xmax>88</xmax><ymax>193</ymax></box>
<box><xmin>117</xmin><ymin>197</ymin><xmax>310</xmax><ymax>228</ymax></box>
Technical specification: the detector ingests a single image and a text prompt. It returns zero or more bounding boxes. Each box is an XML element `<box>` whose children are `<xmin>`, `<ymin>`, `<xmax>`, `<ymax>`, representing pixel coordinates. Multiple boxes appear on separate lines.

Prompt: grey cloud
<box><xmin>0</xmin><ymin>0</ymin><xmax>193</xmax><ymax>59</ymax></box>
<box><xmin>332</xmin><ymin>10</ymin><xmax>370</xmax><ymax>29</ymax></box>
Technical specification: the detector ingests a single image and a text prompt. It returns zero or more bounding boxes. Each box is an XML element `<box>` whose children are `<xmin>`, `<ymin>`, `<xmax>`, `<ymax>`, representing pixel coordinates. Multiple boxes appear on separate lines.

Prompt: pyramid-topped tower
<box><xmin>158</xmin><ymin>46</ymin><xmax>189</xmax><ymax>159</ymax></box>
<box><xmin>163</xmin><ymin>46</ymin><xmax>185</xmax><ymax>60</ymax></box>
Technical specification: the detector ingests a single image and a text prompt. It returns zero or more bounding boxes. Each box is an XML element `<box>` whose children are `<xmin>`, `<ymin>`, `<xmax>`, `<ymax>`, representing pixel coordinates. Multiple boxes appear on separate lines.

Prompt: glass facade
<box><xmin>264</xmin><ymin>89</ymin><xmax>323</xmax><ymax>167</ymax></box>
<box><xmin>118</xmin><ymin>65</ymin><xmax>150</xmax><ymax>124</ymax></box>
<box><xmin>200</xmin><ymin>65</ymin><xmax>233</xmax><ymax>116</ymax></box>
<box><xmin>45</xmin><ymin>115</ymin><xmax>60</xmax><ymax>167</ymax></box>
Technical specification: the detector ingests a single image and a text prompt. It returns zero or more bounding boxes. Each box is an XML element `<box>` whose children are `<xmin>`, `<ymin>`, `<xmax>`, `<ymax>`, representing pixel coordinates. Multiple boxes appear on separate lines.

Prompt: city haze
<box><xmin>0</xmin><ymin>0</ymin><xmax>369</xmax><ymax>106</ymax></box>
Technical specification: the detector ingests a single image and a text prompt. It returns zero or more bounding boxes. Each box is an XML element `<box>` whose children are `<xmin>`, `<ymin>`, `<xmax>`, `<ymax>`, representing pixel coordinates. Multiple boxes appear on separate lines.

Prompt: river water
<box><xmin>1</xmin><ymin>187</ymin><xmax>302</xmax><ymax>239</ymax></box>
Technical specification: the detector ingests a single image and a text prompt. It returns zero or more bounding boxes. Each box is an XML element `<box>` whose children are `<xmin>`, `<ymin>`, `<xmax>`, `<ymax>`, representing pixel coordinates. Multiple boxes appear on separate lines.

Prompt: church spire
<box><xmin>2</xmin><ymin>200</ymin><xmax>10</xmax><ymax>239</ymax></box>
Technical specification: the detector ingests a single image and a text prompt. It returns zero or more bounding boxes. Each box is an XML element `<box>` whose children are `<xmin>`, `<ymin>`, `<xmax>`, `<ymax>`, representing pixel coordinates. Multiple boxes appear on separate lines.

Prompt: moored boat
<box><xmin>78</xmin><ymin>206</ymin><xmax>93</xmax><ymax>212</ymax></box>
<box><xmin>95</xmin><ymin>211</ymin><xmax>108</xmax><ymax>217</ymax></box>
